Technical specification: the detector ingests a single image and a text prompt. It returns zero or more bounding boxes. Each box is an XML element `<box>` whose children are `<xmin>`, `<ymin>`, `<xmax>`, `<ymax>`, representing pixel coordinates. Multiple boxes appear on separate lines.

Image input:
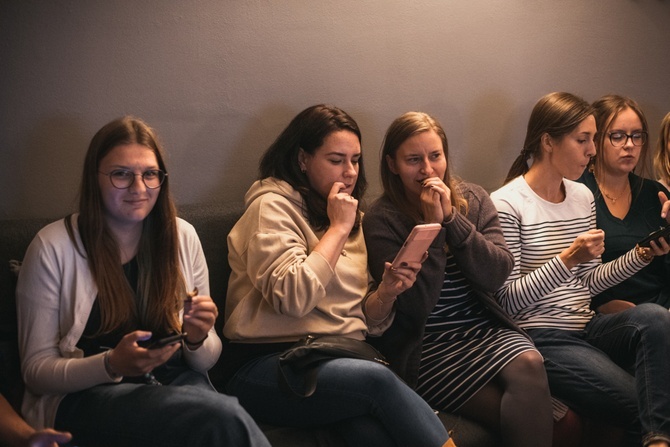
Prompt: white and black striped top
<box><xmin>416</xmin><ymin>252</ymin><xmax>536</xmax><ymax>411</ymax></box>
<box><xmin>491</xmin><ymin>176</ymin><xmax>648</xmax><ymax>331</ymax></box>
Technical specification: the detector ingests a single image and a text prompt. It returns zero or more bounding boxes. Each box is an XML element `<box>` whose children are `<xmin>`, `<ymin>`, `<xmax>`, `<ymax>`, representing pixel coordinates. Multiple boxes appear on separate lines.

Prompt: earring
<box><xmin>300</xmin><ymin>165</ymin><xmax>306</xmax><ymax>173</ymax></box>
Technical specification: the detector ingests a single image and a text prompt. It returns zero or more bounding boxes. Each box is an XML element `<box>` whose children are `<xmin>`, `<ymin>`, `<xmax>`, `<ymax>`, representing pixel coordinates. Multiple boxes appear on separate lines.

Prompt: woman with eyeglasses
<box><xmin>491</xmin><ymin>92</ymin><xmax>670</xmax><ymax>447</ymax></box>
<box><xmin>577</xmin><ymin>95</ymin><xmax>670</xmax><ymax>313</ymax></box>
<box><xmin>16</xmin><ymin>116</ymin><xmax>270</xmax><ymax>447</ymax></box>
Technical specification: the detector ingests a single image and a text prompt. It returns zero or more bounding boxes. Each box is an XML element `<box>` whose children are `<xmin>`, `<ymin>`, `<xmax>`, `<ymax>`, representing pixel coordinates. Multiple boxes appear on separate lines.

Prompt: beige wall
<box><xmin>1</xmin><ymin>0</ymin><xmax>669</xmax><ymax>219</ymax></box>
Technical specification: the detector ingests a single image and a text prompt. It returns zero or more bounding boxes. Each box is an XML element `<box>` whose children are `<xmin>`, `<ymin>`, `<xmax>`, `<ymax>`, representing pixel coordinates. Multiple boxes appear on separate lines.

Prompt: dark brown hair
<box><xmin>259</xmin><ymin>104</ymin><xmax>367</xmax><ymax>231</ymax></box>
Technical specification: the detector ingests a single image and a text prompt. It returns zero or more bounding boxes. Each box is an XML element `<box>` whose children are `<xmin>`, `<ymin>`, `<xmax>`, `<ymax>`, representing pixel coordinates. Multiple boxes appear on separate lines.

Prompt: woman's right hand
<box><xmin>326</xmin><ymin>182</ymin><xmax>358</xmax><ymax>234</ymax></box>
<box><xmin>420</xmin><ymin>177</ymin><xmax>452</xmax><ymax>223</ymax></box>
<box><xmin>107</xmin><ymin>330</ymin><xmax>180</xmax><ymax>377</ymax></box>
<box><xmin>559</xmin><ymin>229</ymin><xmax>605</xmax><ymax>270</ymax></box>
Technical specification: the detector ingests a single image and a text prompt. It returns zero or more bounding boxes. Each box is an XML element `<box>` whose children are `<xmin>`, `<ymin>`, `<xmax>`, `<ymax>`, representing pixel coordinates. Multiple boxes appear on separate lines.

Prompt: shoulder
<box><xmin>490</xmin><ymin>176</ymin><xmax>526</xmax><ymax>210</ymax></box>
<box><xmin>176</xmin><ymin>217</ymin><xmax>201</xmax><ymax>245</ymax></box>
<box><xmin>31</xmin><ymin>217</ymin><xmax>78</xmax><ymax>253</ymax></box>
<box><xmin>365</xmin><ymin>195</ymin><xmax>398</xmax><ymax>221</ymax></box>
<box><xmin>233</xmin><ymin>185</ymin><xmax>311</xmax><ymax>240</ymax></box>
<box><xmin>457</xmin><ymin>180</ymin><xmax>488</xmax><ymax>199</ymax></box>
<box><xmin>633</xmin><ymin>174</ymin><xmax>670</xmax><ymax>196</ymax></box>
<box><xmin>564</xmin><ymin>179</ymin><xmax>594</xmax><ymax>203</ymax></box>
<box><xmin>364</xmin><ymin>195</ymin><xmax>413</xmax><ymax>232</ymax></box>
<box><xmin>457</xmin><ymin>180</ymin><xmax>496</xmax><ymax>216</ymax></box>
<box><xmin>176</xmin><ymin>217</ymin><xmax>197</xmax><ymax>234</ymax></box>
<box><xmin>576</xmin><ymin>170</ymin><xmax>598</xmax><ymax>193</ymax></box>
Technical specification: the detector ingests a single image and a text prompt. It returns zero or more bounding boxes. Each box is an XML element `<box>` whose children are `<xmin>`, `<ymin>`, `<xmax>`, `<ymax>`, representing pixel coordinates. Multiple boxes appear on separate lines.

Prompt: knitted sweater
<box><xmin>363</xmin><ymin>182</ymin><xmax>522</xmax><ymax>388</ymax></box>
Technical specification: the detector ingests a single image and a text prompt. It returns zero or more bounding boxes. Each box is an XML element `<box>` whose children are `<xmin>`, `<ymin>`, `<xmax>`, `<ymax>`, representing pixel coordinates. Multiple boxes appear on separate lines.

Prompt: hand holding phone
<box><xmin>638</xmin><ymin>225</ymin><xmax>670</xmax><ymax>248</ymax></box>
<box><xmin>138</xmin><ymin>333</ymin><xmax>187</xmax><ymax>349</ymax></box>
<box><xmin>391</xmin><ymin>223</ymin><xmax>441</xmax><ymax>269</ymax></box>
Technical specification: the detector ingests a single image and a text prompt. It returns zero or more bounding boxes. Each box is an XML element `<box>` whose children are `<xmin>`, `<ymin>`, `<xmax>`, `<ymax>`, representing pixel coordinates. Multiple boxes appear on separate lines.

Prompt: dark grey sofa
<box><xmin>0</xmin><ymin>202</ymin><xmax>498</xmax><ymax>447</ymax></box>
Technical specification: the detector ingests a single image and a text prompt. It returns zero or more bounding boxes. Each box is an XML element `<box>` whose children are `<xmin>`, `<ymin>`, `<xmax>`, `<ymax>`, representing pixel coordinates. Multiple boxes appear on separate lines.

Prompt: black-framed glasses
<box><xmin>99</xmin><ymin>169</ymin><xmax>167</xmax><ymax>189</ymax></box>
<box><xmin>608</xmin><ymin>131</ymin><xmax>647</xmax><ymax>147</ymax></box>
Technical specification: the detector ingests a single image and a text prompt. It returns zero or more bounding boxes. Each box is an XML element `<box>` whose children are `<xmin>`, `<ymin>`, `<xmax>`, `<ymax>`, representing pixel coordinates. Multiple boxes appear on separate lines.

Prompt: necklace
<box><xmin>595</xmin><ymin>176</ymin><xmax>629</xmax><ymax>204</ymax></box>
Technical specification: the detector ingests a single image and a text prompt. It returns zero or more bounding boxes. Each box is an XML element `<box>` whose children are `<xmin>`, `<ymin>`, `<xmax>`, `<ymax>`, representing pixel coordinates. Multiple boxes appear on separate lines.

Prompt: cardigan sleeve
<box><xmin>17</xmin><ymin>227</ymin><xmax>115</xmax><ymax>395</ymax></box>
<box><xmin>443</xmin><ymin>183</ymin><xmax>514</xmax><ymax>292</ymax></box>
<box><xmin>177</xmin><ymin>219</ymin><xmax>222</xmax><ymax>372</ymax></box>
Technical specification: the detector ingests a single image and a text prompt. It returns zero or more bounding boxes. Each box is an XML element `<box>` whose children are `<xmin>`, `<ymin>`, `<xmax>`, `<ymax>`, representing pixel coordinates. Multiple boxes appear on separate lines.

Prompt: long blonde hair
<box><xmin>654</xmin><ymin>112</ymin><xmax>670</xmax><ymax>187</ymax></box>
<box><xmin>69</xmin><ymin>116</ymin><xmax>185</xmax><ymax>335</ymax></box>
<box><xmin>380</xmin><ymin>111</ymin><xmax>467</xmax><ymax>223</ymax></box>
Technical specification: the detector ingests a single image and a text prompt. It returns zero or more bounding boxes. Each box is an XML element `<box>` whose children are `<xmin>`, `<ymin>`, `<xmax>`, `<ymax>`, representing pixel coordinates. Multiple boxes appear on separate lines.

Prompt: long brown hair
<box><xmin>69</xmin><ymin>116</ymin><xmax>184</xmax><ymax>335</ymax></box>
<box><xmin>504</xmin><ymin>92</ymin><xmax>593</xmax><ymax>184</ymax></box>
<box><xmin>259</xmin><ymin>104</ymin><xmax>367</xmax><ymax>232</ymax></box>
<box><xmin>380</xmin><ymin>111</ymin><xmax>467</xmax><ymax>223</ymax></box>
<box><xmin>654</xmin><ymin>112</ymin><xmax>670</xmax><ymax>187</ymax></box>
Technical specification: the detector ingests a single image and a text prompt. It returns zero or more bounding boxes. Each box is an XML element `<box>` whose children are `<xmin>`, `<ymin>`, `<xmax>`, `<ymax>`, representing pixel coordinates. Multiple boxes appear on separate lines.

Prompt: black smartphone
<box><xmin>638</xmin><ymin>225</ymin><xmax>670</xmax><ymax>248</ymax></box>
<box><xmin>139</xmin><ymin>333</ymin><xmax>187</xmax><ymax>349</ymax></box>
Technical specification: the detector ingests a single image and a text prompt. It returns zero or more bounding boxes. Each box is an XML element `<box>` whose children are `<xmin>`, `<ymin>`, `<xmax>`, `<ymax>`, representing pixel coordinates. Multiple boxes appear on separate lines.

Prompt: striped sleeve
<box><xmin>494</xmin><ymin>208</ymin><xmax>576</xmax><ymax>316</ymax></box>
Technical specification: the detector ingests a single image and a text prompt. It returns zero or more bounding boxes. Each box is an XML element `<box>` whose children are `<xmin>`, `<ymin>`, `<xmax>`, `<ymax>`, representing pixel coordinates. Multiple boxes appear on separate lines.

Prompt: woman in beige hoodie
<box><xmin>222</xmin><ymin>104</ymin><xmax>454</xmax><ymax>447</ymax></box>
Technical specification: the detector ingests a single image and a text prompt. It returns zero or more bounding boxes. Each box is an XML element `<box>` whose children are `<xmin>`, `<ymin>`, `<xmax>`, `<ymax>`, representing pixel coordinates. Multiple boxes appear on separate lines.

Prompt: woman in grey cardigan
<box><xmin>364</xmin><ymin>112</ymin><xmax>552</xmax><ymax>447</ymax></box>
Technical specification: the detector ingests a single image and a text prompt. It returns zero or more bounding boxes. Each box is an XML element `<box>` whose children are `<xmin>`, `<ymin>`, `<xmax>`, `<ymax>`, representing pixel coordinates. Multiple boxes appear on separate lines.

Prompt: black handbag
<box><xmin>278</xmin><ymin>335</ymin><xmax>389</xmax><ymax>397</ymax></box>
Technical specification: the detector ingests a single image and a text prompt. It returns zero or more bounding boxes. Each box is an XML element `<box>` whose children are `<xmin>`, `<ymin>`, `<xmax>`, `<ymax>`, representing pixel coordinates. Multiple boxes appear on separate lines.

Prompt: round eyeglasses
<box><xmin>99</xmin><ymin>169</ymin><xmax>167</xmax><ymax>189</ymax></box>
<box><xmin>608</xmin><ymin>131</ymin><xmax>647</xmax><ymax>148</ymax></box>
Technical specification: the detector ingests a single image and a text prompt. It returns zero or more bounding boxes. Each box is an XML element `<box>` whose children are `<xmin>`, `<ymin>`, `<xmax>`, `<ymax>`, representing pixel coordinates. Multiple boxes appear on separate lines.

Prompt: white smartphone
<box><xmin>391</xmin><ymin>223</ymin><xmax>441</xmax><ymax>268</ymax></box>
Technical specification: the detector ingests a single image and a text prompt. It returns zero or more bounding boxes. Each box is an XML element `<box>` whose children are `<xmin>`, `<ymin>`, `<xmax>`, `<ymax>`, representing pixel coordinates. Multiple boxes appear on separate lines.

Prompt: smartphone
<box><xmin>139</xmin><ymin>333</ymin><xmax>187</xmax><ymax>349</ymax></box>
<box><xmin>638</xmin><ymin>225</ymin><xmax>670</xmax><ymax>248</ymax></box>
<box><xmin>391</xmin><ymin>223</ymin><xmax>442</xmax><ymax>269</ymax></box>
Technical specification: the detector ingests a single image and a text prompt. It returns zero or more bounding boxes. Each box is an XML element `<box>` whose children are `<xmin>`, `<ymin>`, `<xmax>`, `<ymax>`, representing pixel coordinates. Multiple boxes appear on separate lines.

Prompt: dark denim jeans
<box><xmin>529</xmin><ymin>303</ymin><xmax>670</xmax><ymax>447</ymax></box>
<box><xmin>226</xmin><ymin>353</ymin><xmax>449</xmax><ymax>447</ymax></box>
<box><xmin>55</xmin><ymin>369</ymin><xmax>270</xmax><ymax>447</ymax></box>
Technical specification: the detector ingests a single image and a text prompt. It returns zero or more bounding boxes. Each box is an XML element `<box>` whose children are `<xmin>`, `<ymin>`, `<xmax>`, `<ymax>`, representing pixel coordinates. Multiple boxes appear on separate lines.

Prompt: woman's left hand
<box><xmin>378</xmin><ymin>261</ymin><xmax>421</xmax><ymax>301</ymax></box>
<box><xmin>647</xmin><ymin>191</ymin><xmax>670</xmax><ymax>256</ymax></box>
<box><xmin>420</xmin><ymin>177</ymin><xmax>452</xmax><ymax>223</ymax></box>
<box><xmin>182</xmin><ymin>295</ymin><xmax>218</xmax><ymax>345</ymax></box>
<box><xmin>648</xmin><ymin>235</ymin><xmax>670</xmax><ymax>257</ymax></box>
<box><xmin>660</xmin><ymin>191</ymin><xmax>670</xmax><ymax>223</ymax></box>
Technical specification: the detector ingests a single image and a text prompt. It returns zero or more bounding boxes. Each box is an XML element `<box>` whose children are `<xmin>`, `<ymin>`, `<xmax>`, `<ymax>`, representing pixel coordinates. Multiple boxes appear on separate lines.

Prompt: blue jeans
<box><xmin>55</xmin><ymin>369</ymin><xmax>270</xmax><ymax>447</ymax></box>
<box><xmin>226</xmin><ymin>353</ymin><xmax>449</xmax><ymax>447</ymax></box>
<box><xmin>529</xmin><ymin>303</ymin><xmax>670</xmax><ymax>447</ymax></box>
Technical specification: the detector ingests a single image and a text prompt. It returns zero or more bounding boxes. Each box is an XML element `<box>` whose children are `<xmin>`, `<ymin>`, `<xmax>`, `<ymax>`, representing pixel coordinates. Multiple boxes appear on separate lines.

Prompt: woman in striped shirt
<box><xmin>491</xmin><ymin>92</ymin><xmax>670</xmax><ymax>447</ymax></box>
<box><xmin>364</xmin><ymin>112</ymin><xmax>553</xmax><ymax>447</ymax></box>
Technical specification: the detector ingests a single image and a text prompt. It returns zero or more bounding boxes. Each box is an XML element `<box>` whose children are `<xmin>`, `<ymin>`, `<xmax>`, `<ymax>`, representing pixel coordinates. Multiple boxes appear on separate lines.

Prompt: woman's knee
<box><xmin>631</xmin><ymin>303</ymin><xmax>670</xmax><ymax>335</ymax></box>
<box><xmin>500</xmin><ymin>350</ymin><xmax>548</xmax><ymax>389</ymax></box>
<box><xmin>321</xmin><ymin>358</ymin><xmax>403</xmax><ymax>394</ymax></box>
